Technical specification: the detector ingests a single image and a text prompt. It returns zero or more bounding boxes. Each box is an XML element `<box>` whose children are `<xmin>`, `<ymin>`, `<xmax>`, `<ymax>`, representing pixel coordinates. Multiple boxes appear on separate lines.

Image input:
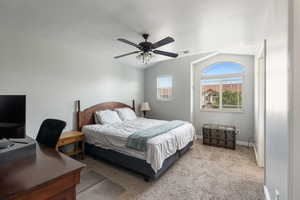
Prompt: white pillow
<box><xmin>94</xmin><ymin>112</ymin><xmax>102</xmax><ymax>124</ymax></box>
<box><xmin>94</xmin><ymin>110</ymin><xmax>122</xmax><ymax>125</ymax></box>
<box><xmin>115</xmin><ymin>107</ymin><xmax>137</xmax><ymax>121</ymax></box>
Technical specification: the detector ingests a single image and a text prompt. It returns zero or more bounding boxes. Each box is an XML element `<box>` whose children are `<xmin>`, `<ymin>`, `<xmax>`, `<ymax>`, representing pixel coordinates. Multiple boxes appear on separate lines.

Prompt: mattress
<box><xmin>82</xmin><ymin>118</ymin><xmax>195</xmax><ymax>172</ymax></box>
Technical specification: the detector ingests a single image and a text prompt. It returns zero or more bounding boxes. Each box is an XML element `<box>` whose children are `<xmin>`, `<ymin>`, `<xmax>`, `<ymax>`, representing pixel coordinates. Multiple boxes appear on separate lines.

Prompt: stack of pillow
<box><xmin>94</xmin><ymin>107</ymin><xmax>137</xmax><ymax>125</ymax></box>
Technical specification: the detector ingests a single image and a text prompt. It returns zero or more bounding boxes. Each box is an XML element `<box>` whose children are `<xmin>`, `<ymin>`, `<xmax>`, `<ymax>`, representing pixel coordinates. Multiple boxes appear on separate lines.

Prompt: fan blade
<box><xmin>114</xmin><ymin>51</ymin><xmax>141</xmax><ymax>59</ymax></box>
<box><xmin>151</xmin><ymin>37</ymin><xmax>175</xmax><ymax>49</ymax></box>
<box><xmin>153</xmin><ymin>50</ymin><xmax>178</xmax><ymax>58</ymax></box>
<box><xmin>117</xmin><ymin>38</ymin><xmax>141</xmax><ymax>49</ymax></box>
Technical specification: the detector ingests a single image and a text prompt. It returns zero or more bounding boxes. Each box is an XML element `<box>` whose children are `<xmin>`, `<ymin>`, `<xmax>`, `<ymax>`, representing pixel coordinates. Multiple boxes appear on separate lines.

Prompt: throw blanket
<box><xmin>126</xmin><ymin>120</ymin><xmax>185</xmax><ymax>151</ymax></box>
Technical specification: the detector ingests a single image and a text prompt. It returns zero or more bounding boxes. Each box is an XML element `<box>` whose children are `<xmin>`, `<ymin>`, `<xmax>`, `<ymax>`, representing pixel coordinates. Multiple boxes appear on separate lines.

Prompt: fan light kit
<box><xmin>114</xmin><ymin>34</ymin><xmax>178</xmax><ymax>64</ymax></box>
<box><xmin>136</xmin><ymin>52</ymin><xmax>154</xmax><ymax>64</ymax></box>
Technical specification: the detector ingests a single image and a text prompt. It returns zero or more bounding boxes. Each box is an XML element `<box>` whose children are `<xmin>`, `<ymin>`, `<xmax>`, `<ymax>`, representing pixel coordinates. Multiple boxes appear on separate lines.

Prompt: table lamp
<box><xmin>140</xmin><ymin>102</ymin><xmax>151</xmax><ymax>117</ymax></box>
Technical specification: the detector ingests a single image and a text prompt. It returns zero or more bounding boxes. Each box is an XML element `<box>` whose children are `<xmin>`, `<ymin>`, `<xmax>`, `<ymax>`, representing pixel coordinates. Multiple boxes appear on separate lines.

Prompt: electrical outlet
<box><xmin>275</xmin><ymin>190</ymin><xmax>280</xmax><ymax>200</ymax></box>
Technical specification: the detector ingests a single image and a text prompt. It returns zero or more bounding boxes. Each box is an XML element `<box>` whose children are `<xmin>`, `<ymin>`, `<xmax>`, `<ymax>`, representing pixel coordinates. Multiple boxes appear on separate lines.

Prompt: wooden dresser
<box><xmin>0</xmin><ymin>143</ymin><xmax>85</xmax><ymax>200</ymax></box>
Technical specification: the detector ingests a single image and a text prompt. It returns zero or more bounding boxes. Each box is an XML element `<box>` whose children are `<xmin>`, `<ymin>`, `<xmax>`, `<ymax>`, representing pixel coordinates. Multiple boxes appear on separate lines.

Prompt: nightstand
<box><xmin>56</xmin><ymin>131</ymin><xmax>85</xmax><ymax>159</ymax></box>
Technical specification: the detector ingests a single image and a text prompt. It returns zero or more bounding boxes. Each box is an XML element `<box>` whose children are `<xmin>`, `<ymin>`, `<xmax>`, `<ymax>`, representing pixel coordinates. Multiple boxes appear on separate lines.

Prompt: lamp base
<box><xmin>143</xmin><ymin>111</ymin><xmax>147</xmax><ymax>118</ymax></box>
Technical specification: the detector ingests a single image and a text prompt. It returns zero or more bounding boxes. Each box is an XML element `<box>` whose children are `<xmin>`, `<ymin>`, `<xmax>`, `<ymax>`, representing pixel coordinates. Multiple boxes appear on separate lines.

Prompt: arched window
<box><xmin>201</xmin><ymin>62</ymin><xmax>244</xmax><ymax>111</ymax></box>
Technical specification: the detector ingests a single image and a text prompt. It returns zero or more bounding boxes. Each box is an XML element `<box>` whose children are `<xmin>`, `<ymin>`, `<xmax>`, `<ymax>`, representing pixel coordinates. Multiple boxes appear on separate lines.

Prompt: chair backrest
<box><xmin>36</xmin><ymin>119</ymin><xmax>66</xmax><ymax>148</ymax></box>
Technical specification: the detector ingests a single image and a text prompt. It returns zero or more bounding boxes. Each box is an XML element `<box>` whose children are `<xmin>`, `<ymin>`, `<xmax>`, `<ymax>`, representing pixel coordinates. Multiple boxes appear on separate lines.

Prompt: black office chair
<box><xmin>36</xmin><ymin>119</ymin><xmax>66</xmax><ymax>148</ymax></box>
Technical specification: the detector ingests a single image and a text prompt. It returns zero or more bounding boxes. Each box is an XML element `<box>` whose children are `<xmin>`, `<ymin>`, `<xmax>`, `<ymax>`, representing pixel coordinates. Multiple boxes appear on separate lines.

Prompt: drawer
<box><xmin>57</xmin><ymin>136</ymin><xmax>83</xmax><ymax>146</ymax></box>
<box><xmin>58</xmin><ymin>138</ymin><xmax>75</xmax><ymax>146</ymax></box>
<box><xmin>10</xmin><ymin>169</ymin><xmax>81</xmax><ymax>200</ymax></box>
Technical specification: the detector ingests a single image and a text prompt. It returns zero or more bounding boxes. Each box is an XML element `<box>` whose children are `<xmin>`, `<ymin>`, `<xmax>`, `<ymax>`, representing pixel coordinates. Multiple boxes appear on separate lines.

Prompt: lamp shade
<box><xmin>140</xmin><ymin>102</ymin><xmax>151</xmax><ymax>111</ymax></box>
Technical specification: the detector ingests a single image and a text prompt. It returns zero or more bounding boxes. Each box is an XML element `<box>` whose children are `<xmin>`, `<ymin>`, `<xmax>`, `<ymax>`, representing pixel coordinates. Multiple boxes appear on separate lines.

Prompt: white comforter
<box><xmin>82</xmin><ymin>118</ymin><xmax>195</xmax><ymax>172</ymax></box>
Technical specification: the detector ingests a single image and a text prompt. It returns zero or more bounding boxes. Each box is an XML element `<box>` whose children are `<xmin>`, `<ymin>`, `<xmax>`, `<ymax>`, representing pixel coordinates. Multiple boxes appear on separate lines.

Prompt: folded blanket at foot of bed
<box><xmin>126</xmin><ymin>120</ymin><xmax>186</xmax><ymax>151</ymax></box>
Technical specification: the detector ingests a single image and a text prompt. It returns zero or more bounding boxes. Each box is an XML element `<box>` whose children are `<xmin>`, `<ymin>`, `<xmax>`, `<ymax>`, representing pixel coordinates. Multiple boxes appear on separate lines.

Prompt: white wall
<box><xmin>290</xmin><ymin>0</ymin><xmax>300</xmax><ymax>199</ymax></box>
<box><xmin>144</xmin><ymin>53</ymin><xmax>211</xmax><ymax>121</ymax></box>
<box><xmin>0</xmin><ymin>30</ymin><xmax>144</xmax><ymax>138</ymax></box>
<box><xmin>264</xmin><ymin>0</ymin><xmax>289</xmax><ymax>199</ymax></box>
<box><xmin>193</xmin><ymin>54</ymin><xmax>254</xmax><ymax>143</ymax></box>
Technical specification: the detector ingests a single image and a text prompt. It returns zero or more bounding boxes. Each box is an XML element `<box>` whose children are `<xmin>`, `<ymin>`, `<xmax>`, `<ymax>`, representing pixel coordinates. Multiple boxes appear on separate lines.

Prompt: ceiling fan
<box><xmin>114</xmin><ymin>34</ymin><xmax>178</xmax><ymax>64</ymax></box>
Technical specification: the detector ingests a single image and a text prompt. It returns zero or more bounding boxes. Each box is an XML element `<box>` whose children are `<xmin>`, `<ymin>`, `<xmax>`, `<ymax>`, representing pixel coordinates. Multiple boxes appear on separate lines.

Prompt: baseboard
<box><xmin>253</xmin><ymin>145</ymin><xmax>260</xmax><ymax>164</ymax></box>
<box><xmin>236</xmin><ymin>140</ymin><xmax>253</xmax><ymax>147</ymax></box>
<box><xmin>264</xmin><ymin>185</ymin><xmax>271</xmax><ymax>200</ymax></box>
<box><xmin>253</xmin><ymin>145</ymin><xmax>264</xmax><ymax>167</ymax></box>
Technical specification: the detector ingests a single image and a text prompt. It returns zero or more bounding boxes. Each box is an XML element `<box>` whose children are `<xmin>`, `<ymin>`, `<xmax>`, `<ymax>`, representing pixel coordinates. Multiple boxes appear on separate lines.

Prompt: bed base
<box><xmin>85</xmin><ymin>141</ymin><xmax>193</xmax><ymax>181</ymax></box>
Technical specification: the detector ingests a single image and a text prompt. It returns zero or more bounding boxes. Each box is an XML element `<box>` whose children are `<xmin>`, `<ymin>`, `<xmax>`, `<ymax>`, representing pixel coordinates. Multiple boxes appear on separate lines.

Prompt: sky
<box><xmin>202</xmin><ymin>62</ymin><xmax>244</xmax><ymax>76</ymax></box>
<box><xmin>158</xmin><ymin>62</ymin><xmax>244</xmax><ymax>88</ymax></box>
<box><xmin>158</xmin><ymin>76</ymin><xmax>172</xmax><ymax>88</ymax></box>
<box><xmin>202</xmin><ymin>77</ymin><xmax>243</xmax><ymax>85</ymax></box>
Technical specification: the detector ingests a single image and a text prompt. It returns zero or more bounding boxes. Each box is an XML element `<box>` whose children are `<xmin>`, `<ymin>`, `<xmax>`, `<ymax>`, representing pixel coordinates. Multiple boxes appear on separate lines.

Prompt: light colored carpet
<box><xmin>76</xmin><ymin>171</ymin><xmax>106</xmax><ymax>194</ymax></box>
<box><xmin>77</xmin><ymin>170</ymin><xmax>125</xmax><ymax>200</ymax></box>
<box><xmin>80</xmin><ymin>140</ymin><xmax>264</xmax><ymax>200</ymax></box>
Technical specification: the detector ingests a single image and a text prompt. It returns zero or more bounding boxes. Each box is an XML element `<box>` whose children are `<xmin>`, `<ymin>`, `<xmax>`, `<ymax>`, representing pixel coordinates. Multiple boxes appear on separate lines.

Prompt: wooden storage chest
<box><xmin>202</xmin><ymin>124</ymin><xmax>237</xmax><ymax>149</ymax></box>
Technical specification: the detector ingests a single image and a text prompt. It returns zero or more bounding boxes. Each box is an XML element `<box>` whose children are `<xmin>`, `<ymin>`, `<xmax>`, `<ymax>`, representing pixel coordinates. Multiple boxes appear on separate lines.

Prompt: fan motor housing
<box><xmin>139</xmin><ymin>42</ymin><xmax>152</xmax><ymax>52</ymax></box>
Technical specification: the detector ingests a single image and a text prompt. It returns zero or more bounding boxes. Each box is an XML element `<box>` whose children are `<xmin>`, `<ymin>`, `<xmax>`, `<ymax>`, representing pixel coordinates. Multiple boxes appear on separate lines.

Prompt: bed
<box><xmin>77</xmin><ymin>100</ymin><xmax>195</xmax><ymax>181</ymax></box>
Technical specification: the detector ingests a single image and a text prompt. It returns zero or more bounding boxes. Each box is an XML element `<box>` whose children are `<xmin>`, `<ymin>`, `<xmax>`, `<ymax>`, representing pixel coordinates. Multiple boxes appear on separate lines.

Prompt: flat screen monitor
<box><xmin>0</xmin><ymin>95</ymin><xmax>26</xmax><ymax>139</ymax></box>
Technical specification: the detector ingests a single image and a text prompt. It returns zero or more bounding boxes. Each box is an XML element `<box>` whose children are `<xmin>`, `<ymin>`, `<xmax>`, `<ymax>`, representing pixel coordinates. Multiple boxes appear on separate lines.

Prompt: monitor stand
<box><xmin>0</xmin><ymin>122</ymin><xmax>25</xmax><ymax>139</ymax></box>
<box><xmin>0</xmin><ymin>122</ymin><xmax>24</xmax><ymax>128</ymax></box>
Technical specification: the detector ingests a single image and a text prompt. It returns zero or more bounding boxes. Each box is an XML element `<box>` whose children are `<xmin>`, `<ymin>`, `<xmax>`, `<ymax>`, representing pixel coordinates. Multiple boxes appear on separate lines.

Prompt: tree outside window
<box><xmin>201</xmin><ymin>62</ymin><xmax>244</xmax><ymax>111</ymax></box>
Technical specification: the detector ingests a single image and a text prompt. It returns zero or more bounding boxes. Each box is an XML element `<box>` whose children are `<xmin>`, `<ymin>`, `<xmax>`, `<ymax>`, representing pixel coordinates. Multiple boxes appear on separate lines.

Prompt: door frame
<box><xmin>190</xmin><ymin>52</ymin><xmax>220</xmax><ymax>125</ymax></box>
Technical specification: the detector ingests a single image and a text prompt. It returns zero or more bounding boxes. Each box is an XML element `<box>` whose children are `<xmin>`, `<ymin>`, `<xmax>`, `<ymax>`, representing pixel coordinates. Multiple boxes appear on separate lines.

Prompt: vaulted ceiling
<box><xmin>0</xmin><ymin>0</ymin><xmax>269</xmax><ymax>68</ymax></box>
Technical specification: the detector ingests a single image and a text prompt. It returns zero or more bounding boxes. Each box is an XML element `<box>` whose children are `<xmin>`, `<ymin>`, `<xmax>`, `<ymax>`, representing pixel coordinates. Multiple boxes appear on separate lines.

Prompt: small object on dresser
<box><xmin>56</xmin><ymin>131</ymin><xmax>85</xmax><ymax>159</ymax></box>
<box><xmin>0</xmin><ymin>136</ymin><xmax>36</xmax><ymax>165</ymax></box>
<box><xmin>202</xmin><ymin>124</ymin><xmax>237</xmax><ymax>150</ymax></box>
<box><xmin>0</xmin><ymin>139</ymin><xmax>11</xmax><ymax>149</ymax></box>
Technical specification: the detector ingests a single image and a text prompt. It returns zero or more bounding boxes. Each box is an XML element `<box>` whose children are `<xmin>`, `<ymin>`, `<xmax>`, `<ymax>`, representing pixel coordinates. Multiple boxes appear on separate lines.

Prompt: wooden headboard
<box><xmin>77</xmin><ymin>100</ymin><xmax>135</xmax><ymax>130</ymax></box>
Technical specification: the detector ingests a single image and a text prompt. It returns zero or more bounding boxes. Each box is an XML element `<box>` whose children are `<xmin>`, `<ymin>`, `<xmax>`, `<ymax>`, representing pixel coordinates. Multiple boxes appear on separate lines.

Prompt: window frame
<box><xmin>200</xmin><ymin>62</ymin><xmax>245</xmax><ymax>113</ymax></box>
<box><xmin>157</xmin><ymin>75</ymin><xmax>173</xmax><ymax>101</ymax></box>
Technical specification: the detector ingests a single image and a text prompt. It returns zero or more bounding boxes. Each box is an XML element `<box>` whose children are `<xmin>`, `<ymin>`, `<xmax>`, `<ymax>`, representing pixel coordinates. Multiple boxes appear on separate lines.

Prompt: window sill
<box><xmin>157</xmin><ymin>99</ymin><xmax>172</xmax><ymax>102</ymax></box>
<box><xmin>200</xmin><ymin>108</ymin><xmax>244</xmax><ymax>113</ymax></box>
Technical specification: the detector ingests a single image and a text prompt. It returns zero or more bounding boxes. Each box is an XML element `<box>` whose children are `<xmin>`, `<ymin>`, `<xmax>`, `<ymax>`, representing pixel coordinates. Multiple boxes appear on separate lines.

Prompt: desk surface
<box><xmin>0</xmin><ymin>143</ymin><xmax>85</xmax><ymax>199</ymax></box>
